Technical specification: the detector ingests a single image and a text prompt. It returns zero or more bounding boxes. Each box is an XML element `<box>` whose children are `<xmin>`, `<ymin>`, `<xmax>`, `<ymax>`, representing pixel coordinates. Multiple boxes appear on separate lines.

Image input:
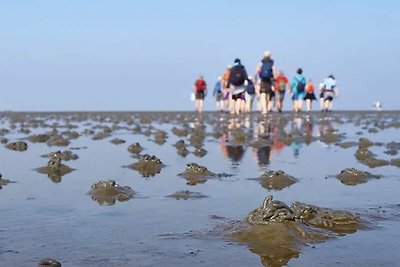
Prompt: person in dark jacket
<box><xmin>255</xmin><ymin>51</ymin><xmax>276</xmax><ymax>114</ymax></box>
<box><xmin>227</xmin><ymin>58</ymin><xmax>249</xmax><ymax>115</ymax></box>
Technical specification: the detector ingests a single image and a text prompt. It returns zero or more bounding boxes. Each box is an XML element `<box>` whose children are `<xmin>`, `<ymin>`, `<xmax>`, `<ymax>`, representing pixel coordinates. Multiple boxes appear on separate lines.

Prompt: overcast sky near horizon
<box><xmin>1</xmin><ymin>0</ymin><xmax>399</xmax><ymax>111</ymax></box>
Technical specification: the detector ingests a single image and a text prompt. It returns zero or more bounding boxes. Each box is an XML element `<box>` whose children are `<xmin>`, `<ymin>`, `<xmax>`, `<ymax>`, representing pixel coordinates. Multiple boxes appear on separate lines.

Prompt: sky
<box><xmin>1</xmin><ymin>0</ymin><xmax>399</xmax><ymax>111</ymax></box>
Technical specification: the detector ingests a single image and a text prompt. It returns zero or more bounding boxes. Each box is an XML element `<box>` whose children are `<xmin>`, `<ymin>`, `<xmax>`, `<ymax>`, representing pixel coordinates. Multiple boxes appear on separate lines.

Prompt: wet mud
<box><xmin>0</xmin><ymin>111</ymin><xmax>399</xmax><ymax>267</ymax></box>
<box><xmin>166</xmin><ymin>190</ymin><xmax>208</xmax><ymax>200</ymax></box>
<box><xmin>335</xmin><ymin>168</ymin><xmax>381</xmax><ymax>186</ymax></box>
<box><xmin>257</xmin><ymin>170</ymin><xmax>298</xmax><ymax>191</ymax></box>
<box><xmin>89</xmin><ymin>180</ymin><xmax>134</xmax><ymax>206</ymax></box>
<box><xmin>127</xmin><ymin>154</ymin><xmax>164</xmax><ymax>177</ymax></box>
<box><xmin>225</xmin><ymin>196</ymin><xmax>366</xmax><ymax>266</ymax></box>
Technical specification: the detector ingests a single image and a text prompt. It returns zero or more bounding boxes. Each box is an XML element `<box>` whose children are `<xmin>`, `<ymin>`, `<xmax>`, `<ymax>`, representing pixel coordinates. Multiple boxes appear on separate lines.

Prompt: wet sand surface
<box><xmin>0</xmin><ymin>111</ymin><xmax>400</xmax><ymax>267</ymax></box>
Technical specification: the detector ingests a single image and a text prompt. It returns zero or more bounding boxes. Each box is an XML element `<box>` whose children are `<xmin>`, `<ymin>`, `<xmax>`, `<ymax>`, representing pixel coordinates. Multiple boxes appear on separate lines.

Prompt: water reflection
<box><xmin>214</xmin><ymin>114</ymin><xmax>320</xmax><ymax>167</ymax></box>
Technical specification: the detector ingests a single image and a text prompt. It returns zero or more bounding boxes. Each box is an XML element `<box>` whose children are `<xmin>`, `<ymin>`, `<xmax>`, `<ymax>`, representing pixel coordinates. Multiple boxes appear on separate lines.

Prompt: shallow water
<box><xmin>0</xmin><ymin>111</ymin><xmax>399</xmax><ymax>266</ymax></box>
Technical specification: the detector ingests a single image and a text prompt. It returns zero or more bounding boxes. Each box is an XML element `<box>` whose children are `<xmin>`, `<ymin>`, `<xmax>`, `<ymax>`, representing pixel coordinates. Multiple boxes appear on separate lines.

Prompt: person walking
<box><xmin>274</xmin><ymin>71</ymin><xmax>288</xmax><ymax>112</ymax></box>
<box><xmin>304</xmin><ymin>79</ymin><xmax>317</xmax><ymax>112</ymax></box>
<box><xmin>318</xmin><ymin>81</ymin><xmax>325</xmax><ymax>111</ymax></box>
<box><xmin>256</xmin><ymin>51</ymin><xmax>276</xmax><ymax>114</ymax></box>
<box><xmin>221</xmin><ymin>65</ymin><xmax>231</xmax><ymax>112</ymax></box>
<box><xmin>290</xmin><ymin>68</ymin><xmax>306</xmax><ymax>112</ymax></box>
<box><xmin>213</xmin><ymin>77</ymin><xmax>224</xmax><ymax>111</ymax></box>
<box><xmin>193</xmin><ymin>75</ymin><xmax>207</xmax><ymax>113</ymax></box>
<box><xmin>244</xmin><ymin>76</ymin><xmax>256</xmax><ymax>112</ymax></box>
<box><xmin>321</xmin><ymin>75</ymin><xmax>339</xmax><ymax>112</ymax></box>
<box><xmin>227</xmin><ymin>58</ymin><xmax>249</xmax><ymax>115</ymax></box>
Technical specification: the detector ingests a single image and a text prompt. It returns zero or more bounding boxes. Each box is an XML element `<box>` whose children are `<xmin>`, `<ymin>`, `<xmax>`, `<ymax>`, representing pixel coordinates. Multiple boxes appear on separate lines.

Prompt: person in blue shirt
<box><xmin>290</xmin><ymin>68</ymin><xmax>307</xmax><ymax>112</ymax></box>
<box><xmin>213</xmin><ymin>77</ymin><xmax>224</xmax><ymax>111</ymax></box>
<box><xmin>321</xmin><ymin>75</ymin><xmax>339</xmax><ymax>112</ymax></box>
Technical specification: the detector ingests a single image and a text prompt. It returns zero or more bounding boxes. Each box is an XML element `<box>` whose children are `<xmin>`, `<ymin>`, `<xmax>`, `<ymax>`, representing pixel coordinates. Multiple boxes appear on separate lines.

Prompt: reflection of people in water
<box><xmin>226</xmin><ymin>144</ymin><xmax>245</xmax><ymax>163</ymax></box>
<box><xmin>220</xmin><ymin>130</ymin><xmax>246</xmax><ymax>164</ymax></box>
<box><xmin>256</xmin><ymin>145</ymin><xmax>271</xmax><ymax>165</ymax></box>
<box><xmin>304</xmin><ymin>116</ymin><xmax>314</xmax><ymax>145</ymax></box>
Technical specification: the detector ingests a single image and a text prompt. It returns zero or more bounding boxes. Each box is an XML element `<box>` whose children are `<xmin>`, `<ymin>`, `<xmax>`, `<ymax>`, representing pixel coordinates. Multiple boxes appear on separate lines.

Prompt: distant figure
<box><xmin>193</xmin><ymin>75</ymin><xmax>207</xmax><ymax>113</ymax></box>
<box><xmin>221</xmin><ymin>65</ymin><xmax>231</xmax><ymax>112</ymax></box>
<box><xmin>256</xmin><ymin>51</ymin><xmax>276</xmax><ymax>114</ymax></box>
<box><xmin>318</xmin><ymin>82</ymin><xmax>325</xmax><ymax>111</ymax></box>
<box><xmin>373</xmin><ymin>101</ymin><xmax>382</xmax><ymax>111</ymax></box>
<box><xmin>227</xmin><ymin>58</ymin><xmax>249</xmax><ymax>115</ymax></box>
<box><xmin>213</xmin><ymin>77</ymin><xmax>224</xmax><ymax>111</ymax></box>
<box><xmin>321</xmin><ymin>75</ymin><xmax>339</xmax><ymax>112</ymax></box>
<box><xmin>304</xmin><ymin>79</ymin><xmax>317</xmax><ymax>112</ymax></box>
<box><xmin>290</xmin><ymin>68</ymin><xmax>306</xmax><ymax>112</ymax></box>
<box><xmin>274</xmin><ymin>71</ymin><xmax>289</xmax><ymax>112</ymax></box>
<box><xmin>244</xmin><ymin>76</ymin><xmax>256</xmax><ymax>112</ymax></box>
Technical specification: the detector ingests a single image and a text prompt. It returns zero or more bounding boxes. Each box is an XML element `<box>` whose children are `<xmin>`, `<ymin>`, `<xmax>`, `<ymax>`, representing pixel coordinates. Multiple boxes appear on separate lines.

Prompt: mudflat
<box><xmin>0</xmin><ymin>111</ymin><xmax>399</xmax><ymax>267</ymax></box>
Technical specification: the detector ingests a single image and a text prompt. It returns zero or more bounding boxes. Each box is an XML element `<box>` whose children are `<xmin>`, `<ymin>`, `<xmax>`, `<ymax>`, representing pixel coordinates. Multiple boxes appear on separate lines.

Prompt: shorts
<box><xmin>232</xmin><ymin>92</ymin><xmax>245</xmax><ymax>101</ymax></box>
<box><xmin>195</xmin><ymin>91</ymin><xmax>205</xmax><ymax>100</ymax></box>
<box><xmin>260</xmin><ymin>79</ymin><xmax>273</xmax><ymax>95</ymax></box>
<box><xmin>216</xmin><ymin>92</ymin><xmax>223</xmax><ymax>101</ymax></box>
<box><xmin>323</xmin><ymin>90</ymin><xmax>334</xmax><ymax>102</ymax></box>
<box><xmin>276</xmin><ymin>90</ymin><xmax>285</xmax><ymax>101</ymax></box>
<box><xmin>269</xmin><ymin>91</ymin><xmax>275</xmax><ymax>100</ymax></box>
<box><xmin>304</xmin><ymin>92</ymin><xmax>316</xmax><ymax>100</ymax></box>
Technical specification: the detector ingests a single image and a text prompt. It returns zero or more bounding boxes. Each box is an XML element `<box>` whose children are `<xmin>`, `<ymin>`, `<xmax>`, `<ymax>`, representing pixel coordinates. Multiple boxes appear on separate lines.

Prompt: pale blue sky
<box><xmin>1</xmin><ymin>0</ymin><xmax>399</xmax><ymax>111</ymax></box>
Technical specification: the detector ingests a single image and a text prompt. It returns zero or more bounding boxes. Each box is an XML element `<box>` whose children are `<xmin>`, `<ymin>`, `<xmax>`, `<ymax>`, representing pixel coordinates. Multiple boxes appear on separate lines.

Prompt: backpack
<box><xmin>259</xmin><ymin>60</ymin><xmax>274</xmax><ymax>81</ymax></box>
<box><xmin>246</xmin><ymin>81</ymin><xmax>256</xmax><ymax>95</ymax></box>
<box><xmin>230</xmin><ymin>65</ymin><xmax>246</xmax><ymax>86</ymax></box>
<box><xmin>296</xmin><ymin>77</ymin><xmax>305</xmax><ymax>92</ymax></box>
<box><xmin>195</xmin><ymin>79</ymin><xmax>206</xmax><ymax>92</ymax></box>
<box><xmin>215</xmin><ymin>81</ymin><xmax>222</xmax><ymax>93</ymax></box>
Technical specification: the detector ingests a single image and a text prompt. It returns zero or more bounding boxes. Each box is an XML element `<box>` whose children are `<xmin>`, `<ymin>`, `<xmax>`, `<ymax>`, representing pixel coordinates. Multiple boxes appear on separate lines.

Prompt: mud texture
<box><xmin>110</xmin><ymin>138</ymin><xmax>126</xmax><ymax>145</ymax></box>
<box><xmin>166</xmin><ymin>190</ymin><xmax>208</xmax><ymax>200</ymax></box>
<box><xmin>391</xmin><ymin>158</ymin><xmax>400</xmax><ymax>168</ymax></box>
<box><xmin>0</xmin><ymin>174</ymin><xmax>13</xmax><ymax>190</ymax></box>
<box><xmin>358</xmin><ymin>138</ymin><xmax>374</xmax><ymax>148</ymax></box>
<box><xmin>41</xmin><ymin>150</ymin><xmax>78</xmax><ymax>161</ymax></box>
<box><xmin>178</xmin><ymin>163</ymin><xmax>215</xmax><ymax>185</ymax></box>
<box><xmin>128</xmin><ymin>154</ymin><xmax>163</xmax><ymax>177</ymax></box>
<box><xmin>259</xmin><ymin>170</ymin><xmax>298</xmax><ymax>191</ymax></box>
<box><xmin>336</xmin><ymin>168</ymin><xmax>381</xmax><ymax>186</ymax></box>
<box><xmin>127</xmin><ymin>142</ymin><xmax>143</xmax><ymax>154</ymax></box>
<box><xmin>38</xmin><ymin>258</ymin><xmax>62</xmax><ymax>267</ymax></box>
<box><xmin>154</xmin><ymin>130</ymin><xmax>168</xmax><ymax>145</ymax></box>
<box><xmin>36</xmin><ymin>154</ymin><xmax>74</xmax><ymax>183</ymax></box>
<box><xmin>28</xmin><ymin>134</ymin><xmax>51</xmax><ymax>143</ymax></box>
<box><xmin>5</xmin><ymin>141</ymin><xmax>28</xmax><ymax>151</ymax></box>
<box><xmin>89</xmin><ymin>180</ymin><xmax>134</xmax><ymax>206</ymax></box>
<box><xmin>226</xmin><ymin>196</ymin><xmax>365</xmax><ymax>267</ymax></box>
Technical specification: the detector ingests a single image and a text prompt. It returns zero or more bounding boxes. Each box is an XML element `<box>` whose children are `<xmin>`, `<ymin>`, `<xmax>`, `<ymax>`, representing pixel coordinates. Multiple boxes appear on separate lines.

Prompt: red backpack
<box><xmin>195</xmin><ymin>79</ymin><xmax>206</xmax><ymax>92</ymax></box>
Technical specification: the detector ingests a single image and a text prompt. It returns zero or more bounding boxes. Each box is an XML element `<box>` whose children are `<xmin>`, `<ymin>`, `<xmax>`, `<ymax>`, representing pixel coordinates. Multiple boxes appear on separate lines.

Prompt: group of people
<box><xmin>192</xmin><ymin>51</ymin><xmax>339</xmax><ymax>114</ymax></box>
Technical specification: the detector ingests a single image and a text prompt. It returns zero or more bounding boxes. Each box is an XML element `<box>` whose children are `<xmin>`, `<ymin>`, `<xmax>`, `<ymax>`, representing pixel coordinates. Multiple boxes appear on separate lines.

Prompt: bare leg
<box><xmin>260</xmin><ymin>93</ymin><xmax>267</xmax><ymax>114</ymax></box>
<box><xmin>198</xmin><ymin>100</ymin><xmax>203</xmax><ymax>113</ymax></box>
<box><xmin>268</xmin><ymin>97</ymin><xmax>274</xmax><ymax>112</ymax></box>
<box><xmin>235</xmin><ymin>99</ymin><xmax>242</xmax><ymax>114</ymax></box>
<box><xmin>320</xmin><ymin>98</ymin><xmax>324</xmax><ymax>110</ymax></box>
<box><xmin>297</xmin><ymin>99</ymin><xmax>303</xmax><ymax>112</ymax></box>
<box><xmin>306</xmin><ymin>99</ymin><xmax>311</xmax><ymax>112</ymax></box>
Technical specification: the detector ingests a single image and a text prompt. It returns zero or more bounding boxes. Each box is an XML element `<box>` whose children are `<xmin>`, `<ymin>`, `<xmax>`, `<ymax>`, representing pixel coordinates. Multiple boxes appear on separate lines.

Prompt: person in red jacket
<box><xmin>193</xmin><ymin>75</ymin><xmax>207</xmax><ymax>113</ymax></box>
<box><xmin>274</xmin><ymin>71</ymin><xmax>289</xmax><ymax>112</ymax></box>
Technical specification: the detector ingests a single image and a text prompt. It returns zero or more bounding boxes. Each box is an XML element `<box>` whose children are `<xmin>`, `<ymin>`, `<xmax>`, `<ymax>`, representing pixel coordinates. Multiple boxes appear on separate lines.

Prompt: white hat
<box><xmin>263</xmin><ymin>51</ymin><xmax>271</xmax><ymax>57</ymax></box>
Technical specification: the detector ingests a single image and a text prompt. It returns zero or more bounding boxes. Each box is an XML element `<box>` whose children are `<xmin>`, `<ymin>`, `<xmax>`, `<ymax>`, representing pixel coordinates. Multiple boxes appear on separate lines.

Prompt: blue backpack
<box><xmin>296</xmin><ymin>77</ymin><xmax>306</xmax><ymax>92</ymax></box>
<box><xmin>259</xmin><ymin>60</ymin><xmax>274</xmax><ymax>81</ymax></box>
<box><xmin>246</xmin><ymin>81</ymin><xmax>256</xmax><ymax>95</ymax></box>
<box><xmin>215</xmin><ymin>81</ymin><xmax>222</xmax><ymax>93</ymax></box>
